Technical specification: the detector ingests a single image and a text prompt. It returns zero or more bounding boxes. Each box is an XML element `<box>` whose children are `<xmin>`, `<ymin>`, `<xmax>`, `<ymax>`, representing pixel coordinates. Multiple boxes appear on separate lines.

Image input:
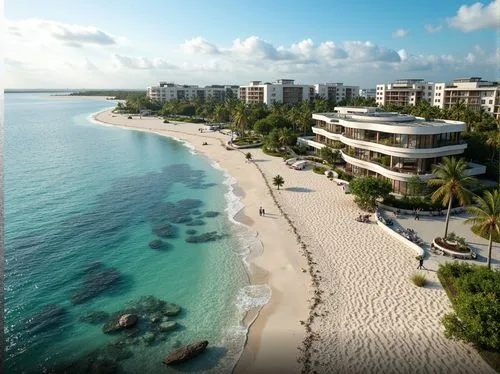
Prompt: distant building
<box><xmin>376</xmin><ymin>77</ymin><xmax>499</xmax><ymax>118</ymax></box>
<box><xmin>313</xmin><ymin>83</ymin><xmax>360</xmax><ymax>102</ymax></box>
<box><xmin>358</xmin><ymin>88</ymin><xmax>376</xmax><ymax>99</ymax></box>
<box><xmin>146</xmin><ymin>82</ymin><xmax>239</xmax><ymax>103</ymax></box>
<box><xmin>375</xmin><ymin>79</ymin><xmax>443</xmax><ymax>107</ymax></box>
<box><xmin>297</xmin><ymin>106</ymin><xmax>485</xmax><ymax>194</ymax></box>
<box><xmin>239</xmin><ymin>79</ymin><xmax>314</xmax><ymax>105</ymax></box>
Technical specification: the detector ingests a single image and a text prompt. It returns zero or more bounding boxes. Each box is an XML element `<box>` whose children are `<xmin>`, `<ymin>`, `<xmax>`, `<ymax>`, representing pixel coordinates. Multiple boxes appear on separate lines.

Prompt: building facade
<box><xmin>239</xmin><ymin>79</ymin><xmax>314</xmax><ymax>105</ymax></box>
<box><xmin>313</xmin><ymin>83</ymin><xmax>360</xmax><ymax>102</ymax></box>
<box><xmin>358</xmin><ymin>88</ymin><xmax>376</xmax><ymax>99</ymax></box>
<box><xmin>146</xmin><ymin>82</ymin><xmax>239</xmax><ymax>103</ymax></box>
<box><xmin>298</xmin><ymin>107</ymin><xmax>485</xmax><ymax>194</ymax></box>
<box><xmin>376</xmin><ymin>77</ymin><xmax>499</xmax><ymax>118</ymax></box>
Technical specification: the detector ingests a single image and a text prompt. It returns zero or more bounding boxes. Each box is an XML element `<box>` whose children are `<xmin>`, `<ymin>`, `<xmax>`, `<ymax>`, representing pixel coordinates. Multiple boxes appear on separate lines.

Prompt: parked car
<box><xmin>291</xmin><ymin>161</ymin><xmax>307</xmax><ymax>170</ymax></box>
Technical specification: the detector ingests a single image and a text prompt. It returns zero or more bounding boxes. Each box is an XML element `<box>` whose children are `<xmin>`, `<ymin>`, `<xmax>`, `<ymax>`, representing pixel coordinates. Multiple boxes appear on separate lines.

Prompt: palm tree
<box><xmin>232</xmin><ymin>103</ymin><xmax>249</xmax><ymax>135</ymax></box>
<box><xmin>245</xmin><ymin>152</ymin><xmax>252</xmax><ymax>162</ymax></box>
<box><xmin>429</xmin><ymin>156</ymin><xmax>477</xmax><ymax>238</ymax></box>
<box><xmin>298</xmin><ymin>100</ymin><xmax>313</xmax><ymax>136</ymax></box>
<box><xmin>277</xmin><ymin>127</ymin><xmax>294</xmax><ymax>147</ymax></box>
<box><xmin>465</xmin><ymin>190</ymin><xmax>500</xmax><ymax>269</ymax></box>
<box><xmin>273</xmin><ymin>175</ymin><xmax>285</xmax><ymax>190</ymax></box>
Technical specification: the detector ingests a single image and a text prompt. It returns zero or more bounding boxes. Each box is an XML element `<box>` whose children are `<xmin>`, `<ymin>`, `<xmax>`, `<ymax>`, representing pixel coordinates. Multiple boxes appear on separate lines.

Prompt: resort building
<box><xmin>358</xmin><ymin>88</ymin><xmax>376</xmax><ymax>99</ymax></box>
<box><xmin>375</xmin><ymin>79</ymin><xmax>443</xmax><ymax>107</ymax></box>
<box><xmin>297</xmin><ymin>107</ymin><xmax>485</xmax><ymax>194</ymax></box>
<box><xmin>440</xmin><ymin>77</ymin><xmax>499</xmax><ymax>118</ymax></box>
<box><xmin>146</xmin><ymin>82</ymin><xmax>239</xmax><ymax>103</ymax></box>
<box><xmin>376</xmin><ymin>77</ymin><xmax>499</xmax><ymax>118</ymax></box>
<box><xmin>313</xmin><ymin>83</ymin><xmax>360</xmax><ymax>102</ymax></box>
<box><xmin>239</xmin><ymin>79</ymin><xmax>314</xmax><ymax>105</ymax></box>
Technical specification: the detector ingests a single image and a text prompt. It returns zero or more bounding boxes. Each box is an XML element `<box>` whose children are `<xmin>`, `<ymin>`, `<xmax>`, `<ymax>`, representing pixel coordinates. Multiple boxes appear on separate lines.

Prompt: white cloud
<box><xmin>424</xmin><ymin>24</ymin><xmax>442</xmax><ymax>33</ymax></box>
<box><xmin>231</xmin><ymin>36</ymin><xmax>295</xmax><ymax>60</ymax></box>
<box><xmin>392</xmin><ymin>28</ymin><xmax>409</xmax><ymax>38</ymax></box>
<box><xmin>182</xmin><ymin>37</ymin><xmax>221</xmax><ymax>55</ymax></box>
<box><xmin>448</xmin><ymin>0</ymin><xmax>500</xmax><ymax>31</ymax></box>
<box><xmin>342</xmin><ymin>41</ymin><xmax>401</xmax><ymax>62</ymax></box>
<box><xmin>112</xmin><ymin>54</ymin><xmax>178</xmax><ymax>70</ymax></box>
<box><xmin>7</xmin><ymin>19</ymin><xmax>118</xmax><ymax>46</ymax></box>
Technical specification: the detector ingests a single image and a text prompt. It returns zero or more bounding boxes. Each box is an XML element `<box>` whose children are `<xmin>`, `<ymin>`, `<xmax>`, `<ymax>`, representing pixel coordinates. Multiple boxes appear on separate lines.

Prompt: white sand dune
<box><xmin>94</xmin><ymin>110</ymin><xmax>493</xmax><ymax>374</ymax></box>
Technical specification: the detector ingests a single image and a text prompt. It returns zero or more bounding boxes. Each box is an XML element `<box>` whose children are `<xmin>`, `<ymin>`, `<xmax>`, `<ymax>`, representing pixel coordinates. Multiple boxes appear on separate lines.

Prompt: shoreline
<box><xmin>93</xmin><ymin>109</ymin><xmax>494</xmax><ymax>374</ymax></box>
<box><xmin>93</xmin><ymin>110</ymin><xmax>310</xmax><ymax>373</ymax></box>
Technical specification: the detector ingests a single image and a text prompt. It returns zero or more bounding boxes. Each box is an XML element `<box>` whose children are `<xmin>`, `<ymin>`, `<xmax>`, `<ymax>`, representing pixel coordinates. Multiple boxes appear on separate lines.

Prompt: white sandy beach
<box><xmin>94</xmin><ymin>110</ymin><xmax>494</xmax><ymax>374</ymax></box>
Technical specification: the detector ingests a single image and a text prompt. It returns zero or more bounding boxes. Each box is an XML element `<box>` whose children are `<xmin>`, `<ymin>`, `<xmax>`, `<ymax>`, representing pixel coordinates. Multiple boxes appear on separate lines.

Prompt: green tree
<box><xmin>273</xmin><ymin>175</ymin><xmax>285</xmax><ymax>190</ymax></box>
<box><xmin>253</xmin><ymin>117</ymin><xmax>273</xmax><ymax>135</ymax></box>
<box><xmin>407</xmin><ymin>175</ymin><xmax>426</xmax><ymax>196</ymax></box>
<box><xmin>349</xmin><ymin>177</ymin><xmax>392</xmax><ymax>210</ymax></box>
<box><xmin>429</xmin><ymin>157</ymin><xmax>477</xmax><ymax>238</ymax></box>
<box><xmin>465</xmin><ymin>190</ymin><xmax>500</xmax><ymax>269</ymax></box>
<box><xmin>319</xmin><ymin>146</ymin><xmax>340</xmax><ymax>165</ymax></box>
<box><xmin>277</xmin><ymin>127</ymin><xmax>296</xmax><ymax>147</ymax></box>
<box><xmin>298</xmin><ymin>100</ymin><xmax>313</xmax><ymax>136</ymax></box>
<box><xmin>232</xmin><ymin>103</ymin><xmax>249</xmax><ymax>134</ymax></box>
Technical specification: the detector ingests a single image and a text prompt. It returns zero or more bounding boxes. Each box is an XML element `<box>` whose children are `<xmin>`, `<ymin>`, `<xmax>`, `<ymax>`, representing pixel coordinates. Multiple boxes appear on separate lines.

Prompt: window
<box><xmin>489</xmin><ymin>100</ymin><xmax>493</xmax><ymax>104</ymax></box>
<box><xmin>481</xmin><ymin>99</ymin><xmax>485</xmax><ymax>104</ymax></box>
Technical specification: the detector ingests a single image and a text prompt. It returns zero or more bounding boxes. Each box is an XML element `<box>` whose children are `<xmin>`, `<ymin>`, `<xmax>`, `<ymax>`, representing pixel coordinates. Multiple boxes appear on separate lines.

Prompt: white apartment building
<box><xmin>313</xmin><ymin>83</ymin><xmax>360</xmax><ymax>102</ymax></box>
<box><xmin>239</xmin><ymin>79</ymin><xmax>314</xmax><ymax>105</ymax></box>
<box><xmin>440</xmin><ymin>77</ymin><xmax>499</xmax><ymax>118</ymax></box>
<box><xmin>297</xmin><ymin>107</ymin><xmax>485</xmax><ymax>194</ymax></box>
<box><xmin>375</xmin><ymin>79</ymin><xmax>443</xmax><ymax>107</ymax></box>
<box><xmin>376</xmin><ymin>77</ymin><xmax>499</xmax><ymax>118</ymax></box>
<box><xmin>146</xmin><ymin>82</ymin><xmax>239</xmax><ymax>103</ymax></box>
<box><xmin>359</xmin><ymin>88</ymin><xmax>376</xmax><ymax>99</ymax></box>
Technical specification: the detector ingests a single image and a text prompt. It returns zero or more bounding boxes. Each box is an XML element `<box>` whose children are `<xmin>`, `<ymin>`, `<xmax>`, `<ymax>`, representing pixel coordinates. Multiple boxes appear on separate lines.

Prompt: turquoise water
<box><xmin>4</xmin><ymin>94</ymin><xmax>269</xmax><ymax>373</ymax></box>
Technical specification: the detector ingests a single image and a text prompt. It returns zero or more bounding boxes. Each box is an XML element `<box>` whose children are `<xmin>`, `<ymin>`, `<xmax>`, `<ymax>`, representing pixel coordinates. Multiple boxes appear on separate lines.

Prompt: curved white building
<box><xmin>298</xmin><ymin>107</ymin><xmax>485</xmax><ymax>194</ymax></box>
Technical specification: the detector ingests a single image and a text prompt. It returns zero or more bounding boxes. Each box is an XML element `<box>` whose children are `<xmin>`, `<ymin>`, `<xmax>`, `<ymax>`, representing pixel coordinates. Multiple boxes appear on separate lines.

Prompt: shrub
<box><xmin>313</xmin><ymin>166</ymin><xmax>328</xmax><ymax>175</ymax></box>
<box><xmin>163</xmin><ymin>119</ymin><xmax>170</xmax><ymax>123</ymax></box>
<box><xmin>438</xmin><ymin>263</ymin><xmax>500</xmax><ymax>352</ymax></box>
<box><xmin>350</xmin><ymin>177</ymin><xmax>392</xmax><ymax>210</ymax></box>
<box><xmin>333</xmin><ymin>168</ymin><xmax>354</xmax><ymax>182</ymax></box>
<box><xmin>410</xmin><ymin>273</ymin><xmax>427</xmax><ymax>287</ymax></box>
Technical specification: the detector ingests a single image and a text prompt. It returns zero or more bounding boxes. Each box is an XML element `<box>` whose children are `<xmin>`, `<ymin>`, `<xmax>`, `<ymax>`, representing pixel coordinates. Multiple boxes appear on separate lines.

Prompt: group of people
<box><xmin>355</xmin><ymin>214</ymin><xmax>371</xmax><ymax>223</ymax></box>
<box><xmin>259</xmin><ymin>206</ymin><xmax>266</xmax><ymax>216</ymax></box>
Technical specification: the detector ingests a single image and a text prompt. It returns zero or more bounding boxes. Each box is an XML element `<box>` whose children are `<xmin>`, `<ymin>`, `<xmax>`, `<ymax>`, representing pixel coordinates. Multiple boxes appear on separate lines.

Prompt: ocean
<box><xmin>4</xmin><ymin>93</ymin><xmax>270</xmax><ymax>373</ymax></box>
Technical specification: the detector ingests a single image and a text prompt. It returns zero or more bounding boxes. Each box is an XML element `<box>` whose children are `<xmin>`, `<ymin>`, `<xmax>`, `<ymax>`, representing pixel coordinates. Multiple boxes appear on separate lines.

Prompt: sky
<box><xmin>4</xmin><ymin>0</ymin><xmax>500</xmax><ymax>89</ymax></box>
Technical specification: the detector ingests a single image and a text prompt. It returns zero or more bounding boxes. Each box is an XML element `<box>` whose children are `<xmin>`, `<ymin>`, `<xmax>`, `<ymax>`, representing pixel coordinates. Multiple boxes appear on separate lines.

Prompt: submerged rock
<box><xmin>185</xmin><ymin>219</ymin><xmax>205</xmax><ymax>227</ymax></box>
<box><xmin>158</xmin><ymin>321</ymin><xmax>177</xmax><ymax>332</ymax></box>
<box><xmin>71</xmin><ymin>266</ymin><xmax>121</xmax><ymax>305</ymax></box>
<box><xmin>89</xmin><ymin>359</ymin><xmax>118</xmax><ymax>374</ymax></box>
<box><xmin>24</xmin><ymin>304</ymin><xmax>66</xmax><ymax>334</ymax></box>
<box><xmin>80</xmin><ymin>311</ymin><xmax>109</xmax><ymax>324</ymax></box>
<box><xmin>103</xmin><ymin>342</ymin><xmax>133</xmax><ymax>361</ymax></box>
<box><xmin>162</xmin><ymin>340</ymin><xmax>209</xmax><ymax>365</ymax></box>
<box><xmin>149</xmin><ymin>239</ymin><xmax>164</xmax><ymax>249</ymax></box>
<box><xmin>142</xmin><ymin>332</ymin><xmax>156</xmax><ymax>345</ymax></box>
<box><xmin>152</xmin><ymin>223</ymin><xmax>177</xmax><ymax>238</ymax></box>
<box><xmin>185</xmin><ymin>231</ymin><xmax>224</xmax><ymax>243</ymax></box>
<box><xmin>163</xmin><ymin>303</ymin><xmax>181</xmax><ymax>316</ymax></box>
<box><xmin>185</xmin><ymin>229</ymin><xmax>197</xmax><ymax>235</ymax></box>
<box><xmin>203</xmin><ymin>211</ymin><xmax>220</xmax><ymax>218</ymax></box>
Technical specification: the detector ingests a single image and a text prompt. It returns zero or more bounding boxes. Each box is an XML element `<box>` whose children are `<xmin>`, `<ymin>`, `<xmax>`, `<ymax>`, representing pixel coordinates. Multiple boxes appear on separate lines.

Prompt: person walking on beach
<box><xmin>417</xmin><ymin>256</ymin><xmax>425</xmax><ymax>270</ymax></box>
<box><xmin>262</xmin><ymin>208</ymin><xmax>265</xmax><ymax>216</ymax></box>
<box><xmin>259</xmin><ymin>207</ymin><xmax>263</xmax><ymax>216</ymax></box>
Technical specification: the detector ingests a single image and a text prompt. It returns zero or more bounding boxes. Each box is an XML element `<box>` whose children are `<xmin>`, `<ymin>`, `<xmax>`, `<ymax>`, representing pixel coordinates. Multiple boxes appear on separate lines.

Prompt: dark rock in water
<box><xmin>80</xmin><ymin>311</ymin><xmax>109</xmax><ymax>324</ymax></box>
<box><xmin>185</xmin><ymin>231</ymin><xmax>223</xmax><ymax>243</ymax></box>
<box><xmin>152</xmin><ymin>223</ymin><xmax>177</xmax><ymax>238</ymax></box>
<box><xmin>103</xmin><ymin>342</ymin><xmax>133</xmax><ymax>361</ymax></box>
<box><xmin>169</xmin><ymin>215</ymin><xmax>192</xmax><ymax>224</ymax></box>
<box><xmin>163</xmin><ymin>303</ymin><xmax>181</xmax><ymax>316</ymax></box>
<box><xmin>162</xmin><ymin>340</ymin><xmax>209</xmax><ymax>365</ymax></box>
<box><xmin>142</xmin><ymin>332</ymin><xmax>156</xmax><ymax>345</ymax></box>
<box><xmin>185</xmin><ymin>229</ymin><xmax>197</xmax><ymax>235</ymax></box>
<box><xmin>203</xmin><ymin>211</ymin><xmax>220</xmax><ymax>218</ymax></box>
<box><xmin>158</xmin><ymin>321</ymin><xmax>177</xmax><ymax>332</ymax></box>
<box><xmin>185</xmin><ymin>219</ymin><xmax>205</xmax><ymax>227</ymax></box>
<box><xmin>71</xmin><ymin>267</ymin><xmax>121</xmax><ymax>305</ymax></box>
<box><xmin>149</xmin><ymin>239</ymin><xmax>164</xmax><ymax>249</ymax></box>
<box><xmin>89</xmin><ymin>359</ymin><xmax>118</xmax><ymax>374</ymax></box>
<box><xmin>24</xmin><ymin>304</ymin><xmax>66</xmax><ymax>334</ymax></box>
<box><xmin>45</xmin><ymin>349</ymin><xmax>101</xmax><ymax>373</ymax></box>
<box><xmin>177</xmin><ymin>199</ymin><xmax>203</xmax><ymax>210</ymax></box>
<box><xmin>191</xmin><ymin>210</ymin><xmax>202</xmax><ymax>216</ymax></box>
<box><xmin>119</xmin><ymin>314</ymin><xmax>138</xmax><ymax>328</ymax></box>
<box><xmin>150</xmin><ymin>312</ymin><xmax>163</xmax><ymax>323</ymax></box>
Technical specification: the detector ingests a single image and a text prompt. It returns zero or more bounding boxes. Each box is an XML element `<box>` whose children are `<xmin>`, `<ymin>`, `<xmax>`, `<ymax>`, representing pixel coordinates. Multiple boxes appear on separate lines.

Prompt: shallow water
<box><xmin>4</xmin><ymin>94</ymin><xmax>269</xmax><ymax>373</ymax></box>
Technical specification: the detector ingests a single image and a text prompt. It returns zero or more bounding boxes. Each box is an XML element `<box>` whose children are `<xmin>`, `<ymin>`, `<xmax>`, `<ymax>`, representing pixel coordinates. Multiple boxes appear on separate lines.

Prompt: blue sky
<box><xmin>5</xmin><ymin>0</ymin><xmax>499</xmax><ymax>88</ymax></box>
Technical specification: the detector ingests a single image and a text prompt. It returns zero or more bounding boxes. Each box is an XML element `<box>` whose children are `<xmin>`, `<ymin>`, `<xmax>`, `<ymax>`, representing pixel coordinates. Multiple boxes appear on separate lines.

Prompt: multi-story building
<box><xmin>376</xmin><ymin>77</ymin><xmax>499</xmax><ymax>118</ymax></box>
<box><xmin>440</xmin><ymin>77</ymin><xmax>499</xmax><ymax>118</ymax></box>
<box><xmin>239</xmin><ymin>79</ymin><xmax>314</xmax><ymax>105</ymax></box>
<box><xmin>297</xmin><ymin>107</ymin><xmax>485</xmax><ymax>194</ymax></box>
<box><xmin>146</xmin><ymin>82</ymin><xmax>239</xmax><ymax>103</ymax></box>
<box><xmin>359</xmin><ymin>88</ymin><xmax>376</xmax><ymax>99</ymax></box>
<box><xmin>313</xmin><ymin>83</ymin><xmax>360</xmax><ymax>102</ymax></box>
<box><xmin>375</xmin><ymin>79</ymin><xmax>443</xmax><ymax>107</ymax></box>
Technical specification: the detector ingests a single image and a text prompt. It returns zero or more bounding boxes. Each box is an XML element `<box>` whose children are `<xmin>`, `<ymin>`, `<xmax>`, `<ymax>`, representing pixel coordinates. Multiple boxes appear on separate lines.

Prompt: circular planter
<box><xmin>432</xmin><ymin>238</ymin><xmax>473</xmax><ymax>259</ymax></box>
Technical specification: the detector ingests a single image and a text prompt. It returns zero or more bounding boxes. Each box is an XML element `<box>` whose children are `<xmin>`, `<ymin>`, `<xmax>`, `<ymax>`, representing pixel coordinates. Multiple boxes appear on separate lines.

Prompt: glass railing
<box><xmin>342</xmin><ymin>152</ymin><xmax>433</xmax><ymax>175</ymax></box>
